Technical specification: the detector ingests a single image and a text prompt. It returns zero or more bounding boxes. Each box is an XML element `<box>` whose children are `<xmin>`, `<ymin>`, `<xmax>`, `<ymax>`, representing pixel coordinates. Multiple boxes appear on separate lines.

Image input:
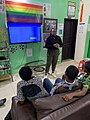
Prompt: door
<box><xmin>62</xmin><ymin>18</ymin><xmax>78</xmax><ymax>60</ymax></box>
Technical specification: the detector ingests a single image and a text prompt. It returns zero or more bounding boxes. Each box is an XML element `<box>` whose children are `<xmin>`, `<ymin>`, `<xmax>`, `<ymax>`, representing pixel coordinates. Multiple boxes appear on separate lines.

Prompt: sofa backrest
<box><xmin>39</xmin><ymin>93</ymin><xmax>90</xmax><ymax>120</ymax></box>
<box><xmin>32</xmin><ymin>93</ymin><xmax>80</xmax><ymax>120</ymax></box>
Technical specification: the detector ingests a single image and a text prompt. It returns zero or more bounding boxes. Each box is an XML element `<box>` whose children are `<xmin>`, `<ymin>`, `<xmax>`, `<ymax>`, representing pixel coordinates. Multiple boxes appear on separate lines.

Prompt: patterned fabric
<box><xmin>17</xmin><ymin>76</ymin><xmax>48</xmax><ymax>102</ymax></box>
<box><xmin>50</xmin><ymin>79</ymin><xmax>79</xmax><ymax>96</ymax></box>
<box><xmin>77</xmin><ymin>73</ymin><xmax>90</xmax><ymax>89</ymax></box>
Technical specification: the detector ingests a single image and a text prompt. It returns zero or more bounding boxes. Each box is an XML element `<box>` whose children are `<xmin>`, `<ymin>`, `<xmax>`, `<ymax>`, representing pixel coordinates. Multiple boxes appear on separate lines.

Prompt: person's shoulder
<box><xmin>32</xmin><ymin>76</ymin><xmax>42</xmax><ymax>81</ymax></box>
<box><xmin>56</xmin><ymin>35</ymin><xmax>61</xmax><ymax>39</ymax></box>
<box><xmin>47</xmin><ymin>36</ymin><xmax>51</xmax><ymax>39</ymax></box>
<box><xmin>17</xmin><ymin>80</ymin><xmax>25</xmax><ymax>86</ymax></box>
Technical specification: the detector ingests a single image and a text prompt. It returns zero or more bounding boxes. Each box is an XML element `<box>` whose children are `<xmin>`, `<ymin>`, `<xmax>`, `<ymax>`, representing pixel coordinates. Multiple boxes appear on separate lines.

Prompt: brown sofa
<box><xmin>10</xmin><ymin>93</ymin><xmax>90</xmax><ymax>120</ymax></box>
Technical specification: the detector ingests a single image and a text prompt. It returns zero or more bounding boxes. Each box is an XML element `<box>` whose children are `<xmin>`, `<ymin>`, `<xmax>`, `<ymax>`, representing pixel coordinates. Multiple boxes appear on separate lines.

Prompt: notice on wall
<box><xmin>88</xmin><ymin>24</ymin><xmax>90</xmax><ymax>31</ymax></box>
<box><xmin>0</xmin><ymin>0</ymin><xmax>5</xmax><ymax>13</ymax></box>
<box><xmin>68</xmin><ymin>2</ymin><xmax>76</xmax><ymax>18</ymax></box>
<box><xmin>79</xmin><ymin>23</ymin><xmax>85</xmax><ymax>34</ymax></box>
<box><xmin>57</xmin><ymin>23</ymin><xmax>63</xmax><ymax>36</ymax></box>
<box><xmin>43</xmin><ymin>3</ymin><xmax>51</xmax><ymax>17</ymax></box>
<box><xmin>26</xmin><ymin>48</ymin><xmax>32</xmax><ymax>57</ymax></box>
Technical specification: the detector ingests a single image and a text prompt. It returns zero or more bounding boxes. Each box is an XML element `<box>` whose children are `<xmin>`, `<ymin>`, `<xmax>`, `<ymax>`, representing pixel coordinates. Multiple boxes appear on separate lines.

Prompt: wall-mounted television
<box><xmin>7</xmin><ymin>22</ymin><xmax>41</xmax><ymax>44</ymax></box>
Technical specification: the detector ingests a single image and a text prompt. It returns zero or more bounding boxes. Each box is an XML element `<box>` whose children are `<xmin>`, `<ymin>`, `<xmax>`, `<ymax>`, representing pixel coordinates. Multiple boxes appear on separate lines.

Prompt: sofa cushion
<box><xmin>32</xmin><ymin>93</ymin><xmax>79</xmax><ymax>120</ymax></box>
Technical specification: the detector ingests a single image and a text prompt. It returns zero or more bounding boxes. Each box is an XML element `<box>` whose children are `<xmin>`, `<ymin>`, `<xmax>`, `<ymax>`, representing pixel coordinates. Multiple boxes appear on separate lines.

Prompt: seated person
<box><xmin>17</xmin><ymin>66</ymin><xmax>48</xmax><ymax>104</ymax></box>
<box><xmin>63</xmin><ymin>60</ymin><xmax>90</xmax><ymax>101</ymax></box>
<box><xmin>4</xmin><ymin>66</ymin><xmax>49</xmax><ymax>120</ymax></box>
<box><xmin>43</xmin><ymin>65</ymin><xmax>82</xmax><ymax>95</ymax></box>
<box><xmin>0</xmin><ymin>98</ymin><xmax>6</xmax><ymax>106</ymax></box>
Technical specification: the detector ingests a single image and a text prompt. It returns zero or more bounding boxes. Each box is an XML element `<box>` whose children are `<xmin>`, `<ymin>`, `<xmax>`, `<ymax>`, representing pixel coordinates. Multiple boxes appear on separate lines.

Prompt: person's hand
<box><xmin>53</xmin><ymin>43</ymin><xmax>60</xmax><ymax>48</ymax></box>
<box><xmin>56</xmin><ymin>43</ymin><xmax>60</xmax><ymax>48</ymax></box>
<box><xmin>62</xmin><ymin>93</ymin><xmax>74</xmax><ymax>101</ymax></box>
<box><xmin>53</xmin><ymin>43</ymin><xmax>57</xmax><ymax>48</ymax></box>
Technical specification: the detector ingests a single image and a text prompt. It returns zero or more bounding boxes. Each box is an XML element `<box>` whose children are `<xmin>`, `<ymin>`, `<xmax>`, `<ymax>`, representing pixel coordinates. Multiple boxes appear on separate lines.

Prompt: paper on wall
<box><xmin>43</xmin><ymin>3</ymin><xmax>51</xmax><ymax>17</ymax></box>
<box><xmin>26</xmin><ymin>48</ymin><xmax>32</xmax><ymax>57</ymax></box>
<box><xmin>88</xmin><ymin>24</ymin><xmax>90</xmax><ymax>31</ymax></box>
<box><xmin>57</xmin><ymin>23</ymin><xmax>63</xmax><ymax>36</ymax></box>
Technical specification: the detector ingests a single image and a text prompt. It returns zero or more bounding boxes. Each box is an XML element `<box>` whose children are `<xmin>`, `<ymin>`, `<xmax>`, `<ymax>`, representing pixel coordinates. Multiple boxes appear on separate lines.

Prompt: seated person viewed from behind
<box><xmin>63</xmin><ymin>60</ymin><xmax>90</xmax><ymax>101</ymax></box>
<box><xmin>43</xmin><ymin>65</ymin><xmax>82</xmax><ymax>96</ymax></box>
<box><xmin>17</xmin><ymin>66</ymin><xmax>48</xmax><ymax>104</ymax></box>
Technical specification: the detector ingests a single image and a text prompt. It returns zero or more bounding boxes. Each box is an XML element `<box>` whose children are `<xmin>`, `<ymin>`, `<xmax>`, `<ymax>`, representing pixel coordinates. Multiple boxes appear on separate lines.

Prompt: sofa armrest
<box><xmin>11</xmin><ymin>96</ymin><xmax>36</xmax><ymax>120</ymax></box>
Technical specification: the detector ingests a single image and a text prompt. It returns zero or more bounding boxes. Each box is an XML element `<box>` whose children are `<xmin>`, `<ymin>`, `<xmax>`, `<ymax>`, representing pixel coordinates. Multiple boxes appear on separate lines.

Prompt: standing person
<box><xmin>44</xmin><ymin>28</ymin><xmax>63</xmax><ymax>78</ymax></box>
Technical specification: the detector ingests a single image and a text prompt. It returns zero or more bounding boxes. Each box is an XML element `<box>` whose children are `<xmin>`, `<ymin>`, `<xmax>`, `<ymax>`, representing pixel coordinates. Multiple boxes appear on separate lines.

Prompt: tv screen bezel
<box><xmin>7</xmin><ymin>22</ymin><xmax>41</xmax><ymax>44</ymax></box>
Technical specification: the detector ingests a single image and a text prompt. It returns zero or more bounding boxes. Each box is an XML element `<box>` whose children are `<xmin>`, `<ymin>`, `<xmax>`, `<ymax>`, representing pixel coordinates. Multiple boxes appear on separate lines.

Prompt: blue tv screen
<box><xmin>7</xmin><ymin>22</ymin><xmax>41</xmax><ymax>44</ymax></box>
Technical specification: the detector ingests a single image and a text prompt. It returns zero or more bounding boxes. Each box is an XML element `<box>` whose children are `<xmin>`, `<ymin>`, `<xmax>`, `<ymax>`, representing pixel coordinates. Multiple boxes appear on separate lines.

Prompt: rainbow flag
<box><xmin>5</xmin><ymin>0</ymin><xmax>43</xmax><ymax>23</ymax></box>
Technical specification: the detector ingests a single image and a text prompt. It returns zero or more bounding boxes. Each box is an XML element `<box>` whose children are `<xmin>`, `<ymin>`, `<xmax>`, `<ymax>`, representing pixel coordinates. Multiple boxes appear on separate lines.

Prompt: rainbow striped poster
<box><xmin>5</xmin><ymin>0</ymin><xmax>43</xmax><ymax>23</ymax></box>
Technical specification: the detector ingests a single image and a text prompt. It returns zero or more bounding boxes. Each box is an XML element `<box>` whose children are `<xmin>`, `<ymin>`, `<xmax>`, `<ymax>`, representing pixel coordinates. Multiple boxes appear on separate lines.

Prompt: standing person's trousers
<box><xmin>45</xmin><ymin>49</ymin><xmax>59</xmax><ymax>74</ymax></box>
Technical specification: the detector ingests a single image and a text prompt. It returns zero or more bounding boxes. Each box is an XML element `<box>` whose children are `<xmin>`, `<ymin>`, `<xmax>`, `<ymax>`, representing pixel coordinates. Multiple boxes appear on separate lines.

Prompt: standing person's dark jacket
<box><xmin>45</xmin><ymin>35</ymin><xmax>63</xmax><ymax>49</ymax></box>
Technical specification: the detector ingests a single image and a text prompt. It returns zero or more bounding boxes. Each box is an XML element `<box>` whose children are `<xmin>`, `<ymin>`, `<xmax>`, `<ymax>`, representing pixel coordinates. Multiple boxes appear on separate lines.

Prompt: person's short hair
<box><xmin>19</xmin><ymin>66</ymin><xmax>32</xmax><ymax>81</ymax></box>
<box><xmin>84</xmin><ymin>60</ymin><xmax>90</xmax><ymax>73</ymax></box>
<box><xmin>65</xmin><ymin>65</ymin><xmax>79</xmax><ymax>80</ymax></box>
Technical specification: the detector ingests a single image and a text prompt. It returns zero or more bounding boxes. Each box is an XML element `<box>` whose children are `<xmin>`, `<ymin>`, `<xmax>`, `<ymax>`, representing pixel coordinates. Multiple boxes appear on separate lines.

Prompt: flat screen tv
<box><xmin>7</xmin><ymin>22</ymin><xmax>41</xmax><ymax>44</ymax></box>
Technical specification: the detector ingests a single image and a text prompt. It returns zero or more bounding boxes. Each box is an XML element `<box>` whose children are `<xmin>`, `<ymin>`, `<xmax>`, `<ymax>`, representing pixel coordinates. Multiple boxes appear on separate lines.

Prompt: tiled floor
<box><xmin>0</xmin><ymin>60</ymin><xmax>78</xmax><ymax>120</ymax></box>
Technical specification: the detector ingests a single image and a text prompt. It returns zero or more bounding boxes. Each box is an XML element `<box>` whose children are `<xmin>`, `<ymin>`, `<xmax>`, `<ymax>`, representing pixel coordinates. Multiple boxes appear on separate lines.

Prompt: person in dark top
<box><xmin>44</xmin><ymin>28</ymin><xmax>63</xmax><ymax>78</ymax></box>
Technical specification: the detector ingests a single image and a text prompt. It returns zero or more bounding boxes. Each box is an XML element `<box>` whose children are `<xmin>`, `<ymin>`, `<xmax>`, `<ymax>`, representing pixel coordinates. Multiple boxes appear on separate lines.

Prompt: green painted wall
<box><xmin>0</xmin><ymin>0</ymin><xmax>79</xmax><ymax>74</ymax></box>
<box><xmin>84</xmin><ymin>16</ymin><xmax>90</xmax><ymax>58</ymax></box>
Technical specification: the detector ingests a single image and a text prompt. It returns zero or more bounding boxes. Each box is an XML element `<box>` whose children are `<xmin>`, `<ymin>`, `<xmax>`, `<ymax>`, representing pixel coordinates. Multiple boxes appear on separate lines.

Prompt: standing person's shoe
<box><xmin>51</xmin><ymin>73</ymin><xmax>56</xmax><ymax>78</ymax></box>
<box><xmin>0</xmin><ymin>98</ymin><xmax>6</xmax><ymax>106</ymax></box>
<box><xmin>48</xmin><ymin>72</ymin><xmax>51</xmax><ymax>75</ymax></box>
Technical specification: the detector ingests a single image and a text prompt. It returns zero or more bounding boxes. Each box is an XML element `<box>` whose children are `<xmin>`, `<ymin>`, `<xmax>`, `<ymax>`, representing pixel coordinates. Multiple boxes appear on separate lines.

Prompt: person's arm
<box><xmin>17</xmin><ymin>82</ymin><xmax>25</xmax><ymax>104</ymax></box>
<box><xmin>62</xmin><ymin>87</ymin><xmax>88</xmax><ymax>101</ymax></box>
<box><xmin>54</xmin><ymin>86</ymin><xmax>68</xmax><ymax>94</ymax></box>
<box><xmin>57</xmin><ymin>36</ymin><xmax>63</xmax><ymax>47</ymax></box>
<box><xmin>45</xmin><ymin>37</ymin><xmax>54</xmax><ymax>48</ymax></box>
<box><xmin>18</xmin><ymin>101</ymin><xmax>24</xmax><ymax>104</ymax></box>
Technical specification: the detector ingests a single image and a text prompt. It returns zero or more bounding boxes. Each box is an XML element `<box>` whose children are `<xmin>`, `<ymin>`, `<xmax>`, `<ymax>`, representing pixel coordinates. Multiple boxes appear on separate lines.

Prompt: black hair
<box><xmin>84</xmin><ymin>60</ymin><xmax>90</xmax><ymax>73</ymax></box>
<box><xmin>19</xmin><ymin>66</ymin><xmax>32</xmax><ymax>81</ymax></box>
<box><xmin>65</xmin><ymin>65</ymin><xmax>79</xmax><ymax>80</ymax></box>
